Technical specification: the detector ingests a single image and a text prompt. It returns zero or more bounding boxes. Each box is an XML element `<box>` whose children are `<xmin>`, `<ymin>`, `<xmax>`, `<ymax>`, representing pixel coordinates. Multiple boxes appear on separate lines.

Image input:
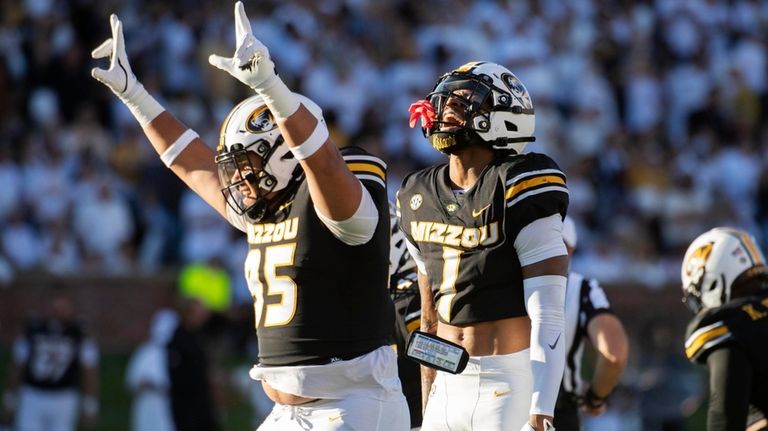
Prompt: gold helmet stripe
<box><xmin>218</xmin><ymin>104</ymin><xmax>240</xmax><ymax>153</ymax></box>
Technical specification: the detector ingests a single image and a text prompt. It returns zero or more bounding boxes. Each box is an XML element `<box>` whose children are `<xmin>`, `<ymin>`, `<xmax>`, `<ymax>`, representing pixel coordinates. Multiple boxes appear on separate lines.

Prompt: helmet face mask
<box><xmin>421</xmin><ymin>61</ymin><xmax>535</xmax><ymax>155</ymax></box>
<box><xmin>215</xmin><ymin>140</ymin><xmax>283</xmax><ymax>222</ymax></box>
<box><xmin>681</xmin><ymin>227</ymin><xmax>768</xmax><ymax>314</ymax></box>
<box><xmin>216</xmin><ymin>94</ymin><xmax>314</xmax><ymax>223</ymax></box>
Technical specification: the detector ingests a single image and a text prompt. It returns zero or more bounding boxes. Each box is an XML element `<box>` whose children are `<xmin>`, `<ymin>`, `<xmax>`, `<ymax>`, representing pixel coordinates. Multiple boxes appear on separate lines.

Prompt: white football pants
<box><xmin>421</xmin><ymin>349</ymin><xmax>532</xmax><ymax>431</ymax></box>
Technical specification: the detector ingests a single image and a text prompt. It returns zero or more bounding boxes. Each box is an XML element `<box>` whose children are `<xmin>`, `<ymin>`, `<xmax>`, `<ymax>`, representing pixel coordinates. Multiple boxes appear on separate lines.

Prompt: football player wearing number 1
<box><xmin>398</xmin><ymin>61</ymin><xmax>569</xmax><ymax>431</ymax></box>
<box><xmin>681</xmin><ymin>227</ymin><xmax>768</xmax><ymax>431</ymax></box>
<box><xmin>90</xmin><ymin>3</ymin><xmax>408</xmax><ymax>430</ymax></box>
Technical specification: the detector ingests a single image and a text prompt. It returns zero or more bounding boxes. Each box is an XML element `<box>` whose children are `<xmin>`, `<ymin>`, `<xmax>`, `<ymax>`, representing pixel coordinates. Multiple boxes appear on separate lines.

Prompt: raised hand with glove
<box><xmin>208</xmin><ymin>1</ymin><xmax>369</xmax><ymax>223</ymax></box>
<box><xmin>90</xmin><ymin>13</ymin><xmax>222</xmax><ymax>215</ymax></box>
<box><xmin>90</xmin><ymin>14</ymin><xmax>165</xmax><ymax>127</ymax></box>
<box><xmin>208</xmin><ymin>1</ymin><xmax>299</xmax><ymax>121</ymax></box>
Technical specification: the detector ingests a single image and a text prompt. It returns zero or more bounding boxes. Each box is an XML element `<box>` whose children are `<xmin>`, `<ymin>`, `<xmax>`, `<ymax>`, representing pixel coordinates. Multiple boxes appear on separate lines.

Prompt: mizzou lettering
<box><xmin>247</xmin><ymin>217</ymin><xmax>299</xmax><ymax>245</ymax></box>
<box><xmin>410</xmin><ymin>221</ymin><xmax>500</xmax><ymax>248</ymax></box>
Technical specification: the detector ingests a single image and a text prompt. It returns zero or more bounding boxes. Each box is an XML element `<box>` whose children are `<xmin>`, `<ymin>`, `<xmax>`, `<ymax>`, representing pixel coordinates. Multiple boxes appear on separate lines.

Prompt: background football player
<box><xmin>554</xmin><ymin>216</ymin><xmax>629</xmax><ymax>430</ymax></box>
<box><xmin>681</xmin><ymin>227</ymin><xmax>768</xmax><ymax>431</ymax></box>
<box><xmin>398</xmin><ymin>61</ymin><xmax>569</xmax><ymax>431</ymax></box>
<box><xmin>389</xmin><ymin>203</ymin><xmax>423</xmax><ymax>428</ymax></box>
<box><xmin>2</xmin><ymin>295</ymin><xmax>99</xmax><ymax>431</ymax></box>
<box><xmin>90</xmin><ymin>3</ymin><xmax>408</xmax><ymax>430</ymax></box>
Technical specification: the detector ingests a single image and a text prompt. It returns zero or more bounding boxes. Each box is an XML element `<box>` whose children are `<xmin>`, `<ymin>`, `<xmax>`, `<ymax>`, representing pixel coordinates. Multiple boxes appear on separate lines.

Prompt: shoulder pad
<box><xmin>342</xmin><ymin>147</ymin><xmax>386</xmax><ymax>189</ymax></box>
<box><xmin>684</xmin><ymin>310</ymin><xmax>733</xmax><ymax>363</ymax></box>
<box><xmin>502</xmin><ymin>153</ymin><xmax>567</xmax><ymax>209</ymax></box>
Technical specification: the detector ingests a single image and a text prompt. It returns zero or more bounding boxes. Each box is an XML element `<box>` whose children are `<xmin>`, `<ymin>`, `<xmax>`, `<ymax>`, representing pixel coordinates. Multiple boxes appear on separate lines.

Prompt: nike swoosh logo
<box><xmin>548</xmin><ymin>333</ymin><xmax>561</xmax><ymax>350</ymax></box>
<box><xmin>493</xmin><ymin>389</ymin><xmax>512</xmax><ymax>397</ymax></box>
<box><xmin>117</xmin><ymin>58</ymin><xmax>129</xmax><ymax>93</ymax></box>
<box><xmin>472</xmin><ymin>204</ymin><xmax>491</xmax><ymax>217</ymax></box>
<box><xmin>328</xmin><ymin>414</ymin><xmax>345</xmax><ymax>422</ymax></box>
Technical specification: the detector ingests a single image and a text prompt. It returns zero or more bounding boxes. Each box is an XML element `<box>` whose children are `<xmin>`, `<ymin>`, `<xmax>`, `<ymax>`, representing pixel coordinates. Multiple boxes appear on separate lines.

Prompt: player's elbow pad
<box><xmin>524</xmin><ymin>275</ymin><xmax>567</xmax><ymax>416</ymax></box>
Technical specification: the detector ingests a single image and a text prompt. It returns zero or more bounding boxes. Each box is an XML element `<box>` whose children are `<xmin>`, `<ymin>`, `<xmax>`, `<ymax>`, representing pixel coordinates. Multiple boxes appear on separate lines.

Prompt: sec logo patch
<box><xmin>410</xmin><ymin>194</ymin><xmax>423</xmax><ymax>211</ymax></box>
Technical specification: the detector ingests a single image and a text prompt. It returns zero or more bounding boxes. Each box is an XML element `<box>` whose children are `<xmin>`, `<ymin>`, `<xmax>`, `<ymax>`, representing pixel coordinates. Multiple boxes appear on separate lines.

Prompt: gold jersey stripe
<box><xmin>347</xmin><ymin>162</ymin><xmax>386</xmax><ymax>181</ymax></box>
<box><xmin>505</xmin><ymin>175</ymin><xmax>566</xmax><ymax>200</ymax></box>
<box><xmin>406</xmin><ymin>319</ymin><xmax>420</xmax><ymax>333</ymax></box>
<box><xmin>685</xmin><ymin>325</ymin><xmax>730</xmax><ymax>359</ymax></box>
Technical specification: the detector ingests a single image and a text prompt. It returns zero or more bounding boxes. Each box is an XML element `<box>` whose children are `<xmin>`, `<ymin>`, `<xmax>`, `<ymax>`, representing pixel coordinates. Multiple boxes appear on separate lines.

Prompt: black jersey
<box><xmin>18</xmin><ymin>319</ymin><xmax>96</xmax><ymax>390</ymax></box>
<box><xmin>233</xmin><ymin>146</ymin><xmax>394</xmax><ymax>366</ymax></box>
<box><xmin>684</xmin><ymin>292</ymin><xmax>768</xmax><ymax>428</ymax></box>
<box><xmin>390</xmin><ymin>270</ymin><xmax>422</xmax><ymax>427</ymax></box>
<box><xmin>396</xmin><ymin>152</ymin><xmax>568</xmax><ymax>325</ymax></box>
<box><xmin>391</xmin><ymin>271</ymin><xmax>421</xmax><ymax>354</ymax></box>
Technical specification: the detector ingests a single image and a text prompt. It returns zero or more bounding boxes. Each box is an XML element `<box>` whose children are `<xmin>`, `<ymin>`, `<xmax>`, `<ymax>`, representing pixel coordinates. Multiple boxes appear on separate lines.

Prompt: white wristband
<box><xmin>257</xmin><ymin>75</ymin><xmax>300</xmax><ymax>120</ymax></box>
<box><xmin>289</xmin><ymin>121</ymin><xmax>328</xmax><ymax>160</ymax></box>
<box><xmin>160</xmin><ymin>129</ymin><xmax>199</xmax><ymax>167</ymax></box>
<box><xmin>122</xmin><ymin>82</ymin><xmax>165</xmax><ymax>127</ymax></box>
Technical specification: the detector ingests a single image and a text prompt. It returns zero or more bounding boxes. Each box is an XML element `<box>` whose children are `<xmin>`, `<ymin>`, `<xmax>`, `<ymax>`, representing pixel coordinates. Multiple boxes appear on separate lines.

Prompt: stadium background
<box><xmin>2</xmin><ymin>0</ymin><xmax>768</xmax><ymax>429</ymax></box>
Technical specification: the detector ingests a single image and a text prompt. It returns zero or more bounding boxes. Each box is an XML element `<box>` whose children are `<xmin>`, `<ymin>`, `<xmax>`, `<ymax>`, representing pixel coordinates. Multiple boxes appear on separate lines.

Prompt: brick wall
<box><xmin>0</xmin><ymin>271</ymin><xmax>177</xmax><ymax>353</ymax></box>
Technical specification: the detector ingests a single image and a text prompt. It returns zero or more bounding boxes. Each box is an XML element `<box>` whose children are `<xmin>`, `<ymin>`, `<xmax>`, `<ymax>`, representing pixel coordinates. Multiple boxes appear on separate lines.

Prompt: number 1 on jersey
<box><xmin>437</xmin><ymin>246</ymin><xmax>462</xmax><ymax>322</ymax></box>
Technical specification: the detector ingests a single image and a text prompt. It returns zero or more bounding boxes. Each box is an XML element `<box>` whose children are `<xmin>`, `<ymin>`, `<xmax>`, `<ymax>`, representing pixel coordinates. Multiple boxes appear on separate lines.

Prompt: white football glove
<box><xmin>208</xmin><ymin>1</ymin><xmax>277</xmax><ymax>92</ymax></box>
<box><xmin>208</xmin><ymin>1</ymin><xmax>299</xmax><ymax>119</ymax></box>
<box><xmin>90</xmin><ymin>14</ymin><xmax>164</xmax><ymax>126</ymax></box>
<box><xmin>91</xmin><ymin>14</ymin><xmax>137</xmax><ymax>98</ymax></box>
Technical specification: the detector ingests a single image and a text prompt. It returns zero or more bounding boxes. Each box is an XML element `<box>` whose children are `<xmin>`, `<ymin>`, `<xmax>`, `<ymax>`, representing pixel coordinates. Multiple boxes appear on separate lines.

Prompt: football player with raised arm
<box><xmin>398</xmin><ymin>61</ymin><xmax>569</xmax><ymax>431</ymax></box>
<box><xmin>554</xmin><ymin>216</ymin><xmax>628</xmax><ymax>430</ymax></box>
<box><xmin>90</xmin><ymin>4</ymin><xmax>408</xmax><ymax>430</ymax></box>
<box><xmin>681</xmin><ymin>227</ymin><xmax>768</xmax><ymax>431</ymax></box>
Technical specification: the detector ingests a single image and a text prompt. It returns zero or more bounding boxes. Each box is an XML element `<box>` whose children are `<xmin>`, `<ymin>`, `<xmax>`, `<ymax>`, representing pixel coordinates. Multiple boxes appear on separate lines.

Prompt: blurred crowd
<box><xmin>1</xmin><ymin>0</ymin><xmax>768</xmax><ymax>290</ymax></box>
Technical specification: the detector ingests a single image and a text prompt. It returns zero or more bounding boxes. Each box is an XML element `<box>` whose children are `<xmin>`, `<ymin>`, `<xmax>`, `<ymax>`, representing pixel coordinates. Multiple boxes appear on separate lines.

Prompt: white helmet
<box><xmin>215</xmin><ymin>93</ymin><xmax>322</xmax><ymax>222</ymax></box>
<box><xmin>681</xmin><ymin>227</ymin><xmax>768</xmax><ymax>313</ymax></box>
<box><xmin>421</xmin><ymin>61</ymin><xmax>535</xmax><ymax>155</ymax></box>
<box><xmin>389</xmin><ymin>202</ymin><xmax>416</xmax><ymax>278</ymax></box>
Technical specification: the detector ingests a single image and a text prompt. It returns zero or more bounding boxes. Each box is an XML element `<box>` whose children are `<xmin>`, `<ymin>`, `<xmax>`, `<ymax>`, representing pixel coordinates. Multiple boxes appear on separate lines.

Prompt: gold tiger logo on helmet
<box><xmin>246</xmin><ymin>106</ymin><xmax>276</xmax><ymax>133</ymax></box>
<box><xmin>685</xmin><ymin>242</ymin><xmax>714</xmax><ymax>285</ymax></box>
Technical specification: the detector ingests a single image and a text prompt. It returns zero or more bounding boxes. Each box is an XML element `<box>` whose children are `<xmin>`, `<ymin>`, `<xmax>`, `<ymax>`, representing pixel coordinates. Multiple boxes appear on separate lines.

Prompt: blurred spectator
<box><xmin>1</xmin><ymin>208</ymin><xmax>42</xmax><ymax>271</ymax></box>
<box><xmin>125</xmin><ymin>309</ymin><xmax>177</xmax><ymax>431</ymax></box>
<box><xmin>41</xmin><ymin>216</ymin><xmax>82</xmax><ymax>275</ymax></box>
<box><xmin>1</xmin><ymin>295</ymin><xmax>100</xmax><ymax>431</ymax></box>
<box><xmin>178</xmin><ymin>190</ymin><xmax>232</xmax><ymax>264</ymax></box>
<box><xmin>72</xmin><ymin>176</ymin><xmax>135</xmax><ymax>273</ymax></box>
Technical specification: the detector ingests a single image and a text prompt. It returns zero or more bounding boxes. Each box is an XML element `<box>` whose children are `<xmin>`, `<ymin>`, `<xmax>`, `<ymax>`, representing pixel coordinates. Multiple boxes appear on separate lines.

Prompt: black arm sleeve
<box><xmin>705</xmin><ymin>347</ymin><xmax>752</xmax><ymax>431</ymax></box>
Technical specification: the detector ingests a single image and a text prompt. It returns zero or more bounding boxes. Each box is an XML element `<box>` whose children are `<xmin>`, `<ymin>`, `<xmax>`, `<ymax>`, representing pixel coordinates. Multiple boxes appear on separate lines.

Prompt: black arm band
<box><xmin>583</xmin><ymin>387</ymin><xmax>608</xmax><ymax>408</ymax></box>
